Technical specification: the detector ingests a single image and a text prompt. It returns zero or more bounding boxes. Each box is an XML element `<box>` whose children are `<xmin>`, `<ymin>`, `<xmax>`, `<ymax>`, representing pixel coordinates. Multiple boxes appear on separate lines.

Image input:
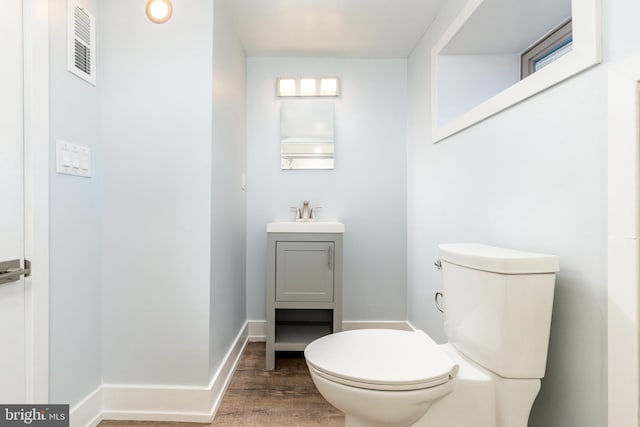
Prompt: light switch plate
<box><xmin>56</xmin><ymin>140</ymin><xmax>91</xmax><ymax>177</ymax></box>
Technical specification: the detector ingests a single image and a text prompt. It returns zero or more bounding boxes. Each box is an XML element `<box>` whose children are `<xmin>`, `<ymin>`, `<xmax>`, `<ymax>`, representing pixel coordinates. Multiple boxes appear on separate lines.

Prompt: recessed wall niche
<box><xmin>431</xmin><ymin>0</ymin><xmax>601</xmax><ymax>143</ymax></box>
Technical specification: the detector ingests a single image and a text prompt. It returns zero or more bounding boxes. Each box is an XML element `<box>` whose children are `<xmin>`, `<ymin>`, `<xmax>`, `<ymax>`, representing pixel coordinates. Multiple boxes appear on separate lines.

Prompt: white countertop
<box><xmin>267</xmin><ymin>221</ymin><xmax>344</xmax><ymax>233</ymax></box>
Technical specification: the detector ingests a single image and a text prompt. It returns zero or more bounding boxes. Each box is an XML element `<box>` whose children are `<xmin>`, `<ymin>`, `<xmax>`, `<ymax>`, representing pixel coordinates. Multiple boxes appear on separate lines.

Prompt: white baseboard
<box><xmin>247</xmin><ymin>319</ymin><xmax>267</xmax><ymax>342</ymax></box>
<box><xmin>70</xmin><ymin>319</ymin><xmax>413</xmax><ymax>426</ymax></box>
<box><xmin>209</xmin><ymin>323</ymin><xmax>248</xmax><ymax>418</ymax></box>
<box><xmin>246</xmin><ymin>319</ymin><xmax>413</xmax><ymax>341</ymax></box>
<box><xmin>70</xmin><ymin>322</ymin><xmax>248</xmax><ymax>427</ymax></box>
<box><xmin>69</xmin><ymin>386</ymin><xmax>103</xmax><ymax>427</ymax></box>
<box><xmin>100</xmin><ymin>382</ymin><xmax>215</xmax><ymax>423</ymax></box>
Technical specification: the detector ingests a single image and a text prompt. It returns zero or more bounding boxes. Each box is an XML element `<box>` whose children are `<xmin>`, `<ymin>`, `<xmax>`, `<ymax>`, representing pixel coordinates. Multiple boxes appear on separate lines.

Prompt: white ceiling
<box><xmin>222</xmin><ymin>0</ymin><xmax>445</xmax><ymax>58</ymax></box>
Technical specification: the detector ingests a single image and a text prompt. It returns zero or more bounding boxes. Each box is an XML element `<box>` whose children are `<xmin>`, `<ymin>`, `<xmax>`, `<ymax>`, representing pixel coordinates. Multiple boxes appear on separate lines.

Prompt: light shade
<box><xmin>146</xmin><ymin>0</ymin><xmax>173</xmax><ymax>24</ymax></box>
<box><xmin>300</xmin><ymin>78</ymin><xmax>317</xmax><ymax>96</ymax></box>
<box><xmin>320</xmin><ymin>78</ymin><xmax>338</xmax><ymax>96</ymax></box>
<box><xmin>278</xmin><ymin>78</ymin><xmax>296</xmax><ymax>97</ymax></box>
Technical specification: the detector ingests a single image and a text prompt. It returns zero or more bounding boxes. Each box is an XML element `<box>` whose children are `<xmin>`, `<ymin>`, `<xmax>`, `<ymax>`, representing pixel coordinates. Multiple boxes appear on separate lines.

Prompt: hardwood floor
<box><xmin>98</xmin><ymin>342</ymin><xmax>345</xmax><ymax>427</ymax></box>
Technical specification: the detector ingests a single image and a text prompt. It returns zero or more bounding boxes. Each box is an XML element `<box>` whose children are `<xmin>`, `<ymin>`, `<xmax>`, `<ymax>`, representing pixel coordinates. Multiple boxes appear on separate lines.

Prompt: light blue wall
<box><xmin>407</xmin><ymin>0</ymin><xmax>608</xmax><ymax>426</ymax></box>
<box><xmin>245</xmin><ymin>57</ymin><xmax>408</xmax><ymax>322</ymax></box>
<box><xmin>99</xmin><ymin>0</ymin><xmax>213</xmax><ymax>385</ymax></box>
<box><xmin>209</xmin><ymin>0</ymin><xmax>247</xmax><ymax>375</ymax></box>
<box><xmin>437</xmin><ymin>54</ymin><xmax>519</xmax><ymax>125</ymax></box>
<box><xmin>48</xmin><ymin>0</ymin><xmax>103</xmax><ymax>406</ymax></box>
<box><xmin>48</xmin><ymin>0</ymin><xmax>248</xmax><ymax>402</ymax></box>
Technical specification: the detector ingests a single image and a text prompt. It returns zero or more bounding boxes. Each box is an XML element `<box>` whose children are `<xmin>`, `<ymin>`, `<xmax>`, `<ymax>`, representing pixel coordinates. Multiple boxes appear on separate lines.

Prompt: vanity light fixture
<box><xmin>276</xmin><ymin>77</ymin><xmax>339</xmax><ymax>97</ymax></box>
<box><xmin>146</xmin><ymin>0</ymin><xmax>173</xmax><ymax>24</ymax></box>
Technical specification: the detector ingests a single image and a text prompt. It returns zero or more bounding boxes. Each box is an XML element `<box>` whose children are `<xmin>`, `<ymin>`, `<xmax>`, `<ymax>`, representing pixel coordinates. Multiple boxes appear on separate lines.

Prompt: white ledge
<box><xmin>267</xmin><ymin>221</ymin><xmax>344</xmax><ymax>233</ymax></box>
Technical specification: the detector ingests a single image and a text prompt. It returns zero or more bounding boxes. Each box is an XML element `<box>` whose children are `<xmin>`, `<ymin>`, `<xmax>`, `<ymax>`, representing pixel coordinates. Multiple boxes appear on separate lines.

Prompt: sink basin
<box><xmin>267</xmin><ymin>221</ymin><xmax>344</xmax><ymax>233</ymax></box>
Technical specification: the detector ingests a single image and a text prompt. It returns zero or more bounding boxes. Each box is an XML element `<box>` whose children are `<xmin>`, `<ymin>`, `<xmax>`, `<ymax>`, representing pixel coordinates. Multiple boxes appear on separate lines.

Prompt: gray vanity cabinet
<box><xmin>266</xmin><ymin>231</ymin><xmax>343</xmax><ymax>370</ymax></box>
<box><xmin>276</xmin><ymin>241</ymin><xmax>334</xmax><ymax>302</ymax></box>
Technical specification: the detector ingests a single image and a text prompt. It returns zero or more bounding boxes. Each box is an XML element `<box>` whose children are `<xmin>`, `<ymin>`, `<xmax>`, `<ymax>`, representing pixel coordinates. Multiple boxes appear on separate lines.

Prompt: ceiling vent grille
<box><xmin>67</xmin><ymin>0</ymin><xmax>96</xmax><ymax>85</ymax></box>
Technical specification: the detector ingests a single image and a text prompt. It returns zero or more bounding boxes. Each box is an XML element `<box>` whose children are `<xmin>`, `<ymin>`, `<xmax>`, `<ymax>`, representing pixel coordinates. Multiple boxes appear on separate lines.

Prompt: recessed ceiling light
<box><xmin>146</xmin><ymin>0</ymin><xmax>173</xmax><ymax>24</ymax></box>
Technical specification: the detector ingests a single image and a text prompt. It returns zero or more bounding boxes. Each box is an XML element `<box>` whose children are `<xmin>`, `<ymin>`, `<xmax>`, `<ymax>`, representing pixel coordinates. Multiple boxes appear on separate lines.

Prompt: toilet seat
<box><xmin>304</xmin><ymin>329</ymin><xmax>459</xmax><ymax>391</ymax></box>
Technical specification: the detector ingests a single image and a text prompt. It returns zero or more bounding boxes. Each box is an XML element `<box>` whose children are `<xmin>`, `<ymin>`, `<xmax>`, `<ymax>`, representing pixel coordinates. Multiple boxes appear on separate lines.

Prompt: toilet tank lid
<box><xmin>439</xmin><ymin>243</ymin><xmax>559</xmax><ymax>274</ymax></box>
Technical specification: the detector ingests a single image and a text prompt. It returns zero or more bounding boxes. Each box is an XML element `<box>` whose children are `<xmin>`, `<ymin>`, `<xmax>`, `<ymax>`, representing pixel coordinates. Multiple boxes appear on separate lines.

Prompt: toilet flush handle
<box><xmin>434</xmin><ymin>292</ymin><xmax>444</xmax><ymax>313</ymax></box>
<box><xmin>434</xmin><ymin>260</ymin><xmax>444</xmax><ymax>312</ymax></box>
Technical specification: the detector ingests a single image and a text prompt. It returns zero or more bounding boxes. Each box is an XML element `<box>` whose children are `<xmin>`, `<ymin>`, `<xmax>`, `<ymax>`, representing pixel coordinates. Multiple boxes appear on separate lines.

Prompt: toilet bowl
<box><xmin>304</xmin><ymin>243</ymin><xmax>559</xmax><ymax>427</ymax></box>
<box><xmin>305</xmin><ymin>329</ymin><xmax>458</xmax><ymax>427</ymax></box>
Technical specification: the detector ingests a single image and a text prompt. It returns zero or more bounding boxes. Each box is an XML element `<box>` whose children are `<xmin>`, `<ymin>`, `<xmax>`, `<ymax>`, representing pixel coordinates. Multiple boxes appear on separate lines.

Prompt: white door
<box><xmin>0</xmin><ymin>0</ymin><xmax>27</xmax><ymax>403</ymax></box>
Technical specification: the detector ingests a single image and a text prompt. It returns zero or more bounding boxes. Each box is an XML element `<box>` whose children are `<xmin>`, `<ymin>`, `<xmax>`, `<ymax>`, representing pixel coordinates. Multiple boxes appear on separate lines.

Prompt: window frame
<box><xmin>521</xmin><ymin>19</ymin><xmax>573</xmax><ymax>79</ymax></box>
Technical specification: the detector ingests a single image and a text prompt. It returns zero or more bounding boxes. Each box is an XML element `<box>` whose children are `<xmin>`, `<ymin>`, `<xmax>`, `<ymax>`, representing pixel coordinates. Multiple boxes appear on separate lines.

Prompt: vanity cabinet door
<box><xmin>276</xmin><ymin>241</ymin><xmax>334</xmax><ymax>302</ymax></box>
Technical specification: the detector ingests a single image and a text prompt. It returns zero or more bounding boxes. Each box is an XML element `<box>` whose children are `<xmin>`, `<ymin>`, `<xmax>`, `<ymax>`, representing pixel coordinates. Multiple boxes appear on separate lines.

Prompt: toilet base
<box><xmin>309</xmin><ymin>365</ymin><xmax>453</xmax><ymax>427</ymax></box>
<box><xmin>344</xmin><ymin>410</ymin><xmax>431</xmax><ymax>427</ymax></box>
<box><xmin>409</xmin><ymin>344</ymin><xmax>541</xmax><ymax>427</ymax></box>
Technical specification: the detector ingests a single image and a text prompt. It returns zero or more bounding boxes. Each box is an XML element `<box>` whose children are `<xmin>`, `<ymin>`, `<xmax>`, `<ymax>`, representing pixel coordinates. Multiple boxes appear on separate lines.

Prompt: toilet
<box><xmin>304</xmin><ymin>243</ymin><xmax>559</xmax><ymax>427</ymax></box>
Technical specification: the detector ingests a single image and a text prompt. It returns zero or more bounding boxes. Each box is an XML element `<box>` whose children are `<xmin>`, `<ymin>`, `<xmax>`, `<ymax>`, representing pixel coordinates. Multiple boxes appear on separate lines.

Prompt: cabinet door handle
<box><xmin>328</xmin><ymin>246</ymin><xmax>333</xmax><ymax>270</ymax></box>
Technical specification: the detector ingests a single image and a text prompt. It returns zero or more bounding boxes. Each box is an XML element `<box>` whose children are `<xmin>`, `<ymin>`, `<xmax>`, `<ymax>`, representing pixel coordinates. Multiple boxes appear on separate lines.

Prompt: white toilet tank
<box><xmin>439</xmin><ymin>244</ymin><xmax>559</xmax><ymax>380</ymax></box>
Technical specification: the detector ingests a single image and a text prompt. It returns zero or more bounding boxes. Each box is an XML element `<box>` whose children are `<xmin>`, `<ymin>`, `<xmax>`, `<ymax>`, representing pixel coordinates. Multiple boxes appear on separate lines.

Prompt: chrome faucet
<box><xmin>301</xmin><ymin>200</ymin><xmax>311</xmax><ymax>221</ymax></box>
<box><xmin>290</xmin><ymin>200</ymin><xmax>320</xmax><ymax>222</ymax></box>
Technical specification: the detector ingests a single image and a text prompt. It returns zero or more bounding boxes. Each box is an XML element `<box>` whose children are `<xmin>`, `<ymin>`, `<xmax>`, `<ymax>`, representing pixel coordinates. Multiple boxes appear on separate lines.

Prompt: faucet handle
<box><xmin>310</xmin><ymin>206</ymin><xmax>322</xmax><ymax>221</ymax></box>
<box><xmin>289</xmin><ymin>206</ymin><xmax>302</xmax><ymax>221</ymax></box>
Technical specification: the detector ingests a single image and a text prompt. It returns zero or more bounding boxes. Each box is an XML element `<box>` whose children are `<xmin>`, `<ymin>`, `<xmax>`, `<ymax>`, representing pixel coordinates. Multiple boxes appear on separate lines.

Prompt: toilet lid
<box><xmin>304</xmin><ymin>329</ymin><xmax>459</xmax><ymax>391</ymax></box>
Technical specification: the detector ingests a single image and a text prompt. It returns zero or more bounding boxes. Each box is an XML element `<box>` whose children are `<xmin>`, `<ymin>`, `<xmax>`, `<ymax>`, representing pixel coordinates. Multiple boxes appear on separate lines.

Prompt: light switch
<box><xmin>62</xmin><ymin>150</ymin><xmax>72</xmax><ymax>167</ymax></box>
<box><xmin>56</xmin><ymin>140</ymin><xmax>92</xmax><ymax>177</ymax></box>
<box><xmin>71</xmin><ymin>152</ymin><xmax>80</xmax><ymax>169</ymax></box>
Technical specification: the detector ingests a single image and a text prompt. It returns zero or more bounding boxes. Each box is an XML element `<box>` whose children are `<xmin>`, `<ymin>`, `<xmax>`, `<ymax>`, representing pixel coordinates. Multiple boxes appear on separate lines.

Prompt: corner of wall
<box><xmin>71</xmin><ymin>323</ymin><xmax>249</xmax><ymax>426</ymax></box>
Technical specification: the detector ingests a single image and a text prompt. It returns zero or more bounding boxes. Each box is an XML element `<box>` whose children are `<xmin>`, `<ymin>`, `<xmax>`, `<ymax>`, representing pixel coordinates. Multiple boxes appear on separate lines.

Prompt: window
<box><xmin>521</xmin><ymin>19</ymin><xmax>572</xmax><ymax>79</ymax></box>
